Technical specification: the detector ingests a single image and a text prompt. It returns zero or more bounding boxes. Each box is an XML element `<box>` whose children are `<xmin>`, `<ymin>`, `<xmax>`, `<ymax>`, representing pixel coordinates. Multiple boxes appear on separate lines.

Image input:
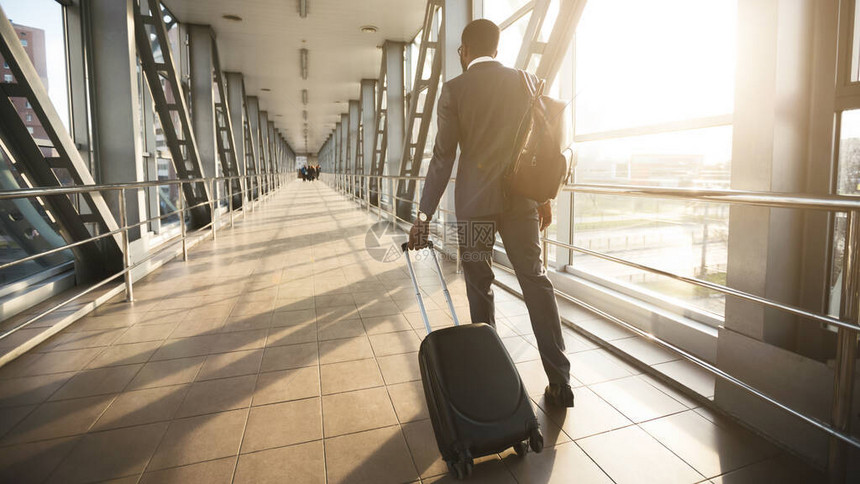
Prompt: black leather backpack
<box><xmin>504</xmin><ymin>71</ymin><xmax>571</xmax><ymax>205</ymax></box>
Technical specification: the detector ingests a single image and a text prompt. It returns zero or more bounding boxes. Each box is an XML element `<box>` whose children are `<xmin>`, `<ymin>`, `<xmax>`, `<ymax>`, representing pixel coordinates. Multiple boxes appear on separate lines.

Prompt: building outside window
<box><xmin>0</xmin><ymin>0</ymin><xmax>75</xmax><ymax>285</ymax></box>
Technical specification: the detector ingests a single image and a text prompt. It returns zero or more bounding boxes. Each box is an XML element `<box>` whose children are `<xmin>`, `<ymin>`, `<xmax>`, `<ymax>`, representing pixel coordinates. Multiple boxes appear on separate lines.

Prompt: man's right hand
<box><xmin>408</xmin><ymin>219</ymin><xmax>430</xmax><ymax>250</ymax></box>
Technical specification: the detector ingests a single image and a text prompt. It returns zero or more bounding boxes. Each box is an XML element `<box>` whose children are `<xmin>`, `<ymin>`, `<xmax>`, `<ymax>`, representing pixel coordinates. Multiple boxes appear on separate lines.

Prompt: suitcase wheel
<box><xmin>514</xmin><ymin>440</ymin><xmax>529</xmax><ymax>457</ymax></box>
<box><xmin>446</xmin><ymin>454</ymin><xmax>473</xmax><ymax>480</ymax></box>
<box><xmin>529</xmin><ymin>428</ymin><xmax>544</xmax><ymax>454</ymax></box>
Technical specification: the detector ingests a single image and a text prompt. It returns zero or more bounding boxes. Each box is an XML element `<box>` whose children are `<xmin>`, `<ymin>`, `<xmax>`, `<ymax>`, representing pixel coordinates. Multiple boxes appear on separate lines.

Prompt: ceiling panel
<box><xmin>163</xmin><ymin>0</ymin><xmax>425</xmax><ymax>153</ymax></box>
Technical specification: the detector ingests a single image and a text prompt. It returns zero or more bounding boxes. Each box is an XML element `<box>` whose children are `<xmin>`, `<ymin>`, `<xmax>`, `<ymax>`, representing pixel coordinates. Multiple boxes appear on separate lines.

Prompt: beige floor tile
<box><xmin>387</xmin><ymin>381</ymin><xmax>429</xmax><ymax>423</ymax></box>
<box><xmin>502</xmin><ymin>441</ymin><xmax>612</xmax><ymax>484</ymax></box>
<box><xmin>140</xmin><ymin>457</ymin><xmax>236</xmax><ymax>484</ymax></box>
<box><xmin>324</xmin><ymin>425</ymin><xmax>419</xmax><ymax>484</ymax></box>
<box><xmin>17</xmin><ymin>348</ymin><xmax>103</xmax><ymax>377</ymax></box>
<box><xmin>3</xmin><ymin>394</ymin><xmax>115</xmax><ymax>444</ymax></box>
<box><xmin>640</xmin><ymin>410</ymin><xmax>779</xmax><ymax>479</ymax></box>
<box><xmin>322</xmin><ymin>387</ymin><xmax>398</xmax><ymax>437</ymax></box>
<box><xmin>314</xmin><ymin>305</ymin><xmax>361</xmax><ymax>324</ymax></box>
<box><xmin>210</xmin><ymin>329</ymin><xmax>268</xmax><ymax>353</ymax></box>
<box><xmin>42</xmin><ymin>329</ymin><xmax>125</xmax><ymax>352</ymax></box>
<box><xmin>591</xmin><ymin>375</ymin><xmax>688</xmax><ymax>423</ymax></box>
<box><xmin>357</xmin><ymin>301</ymin><xmax>402</xmax><ymax>318</ymax></box>
<box><xmin>377</xmin><ymin>352</ymin><xmax>421</xmax><ymax>385</ymax></box>
<box><xmin>317</xmin><ymin>319</ymin><xmax>366</xmax><ymax>340</ymax></box>
<box><xmin>0</xmin><ymin>372</ymin><xmax>75</xmax><ymax>407</ymax></box>
<box><xmin>535</xmin><ymin>387</ymin><xmax>632</xmax><ymax>440</ymax></box>
<box><xmin>147</xmin><ymin>409</ymin><xmax>247</xmax><ymax>470</ymax></box>
<box><xmin>197</xmin><ymin>349</ymin><xmax>263</xmax><ymax>381</ymax></box>
<box><xmin>50</xmin><ymin>364</ymin><xmax>142</xmax><ymax>401</ymax></box>
<box><xmin>114</xmin><ymin>323</ymin><xmax>178</xmax><ymax>345</ymax></box>
<box><xmin>150</xmin><ymin>335</ymin><xmax>219</xmax><ymax>361</ymax></box>
<box><xmin>47</xmin><ymin>422</ymin><xmax>167</xmax><ymax>484</ymax></box>
<box><xmin>175</xmin><ymin>374</ymin><xmax>256</xmax><ymax>418</ymax></box>
<box><xmin>260</xmin><ymin>342</ymin><xmax>318</xmax><ymax>371</ymax></box>
<box><xmin>402</xmin><ymin>419</ymin><xmax>449</xmax><ymax>478</ymax></box>
<box><xmin>254</xmin><ymin>366</ymin><xmax>320</xmax><ymax>405</ymax></box>
<box><xmin>0</xmin><ymin>436</ymin><xmax>79</xmax><ymax>483</ymax></box>
<box><xmin>368</xmin><ymin>331</ymin><xmax>422</xmax><ymax>357</ymax></box>
<box><xmin>318</xmin><ymin>336</ymin><xmax>374</xmax><ymax>364</ymax></box>
<box><xmin>362</xmin><ymin>314</ymin><xmax>413</xmax><ymax>335</ymax></box>
<box><xmin>127</xmin><ymin>356</ymin><xmax>206</xmax><ymax>390</ymax></box>
<box><xmin>0</xmin><ymin>404</ymin><xmax>34</xmax><ymax>439</ymax></box>
<box><xmin>569</xmin><ymin>349</ymin><xmax>636</xmax><ymax>385</ymax></box>
<box><xmin>404</xmin><ymin>309</ymin><xmax>452</xmax><ymax>330</ymax></box>
<box><xmin>274</xmin><ymin>296</ymin><xmax>316</xmax><ymax>312</ymax></box>
<box><xmin>86</xmin><ymin>341</ymin><xmax>161</xmax><ymax>369</ymax></box>
<box><xmin>168</xmin><ymin>318</ymin><xmax>225</xmax><ymax>339</ymax></box>
<box><xmin>578</xmin><ymin>425</ymin><xmax>704</xmax><ymax>484</ymax></box>
<box><xmin>315</xmin><ymin>293</ymin><xmax>356</xmax><ymax>308</ymax></box>
<box><xmin>271</xmin><ymin>309</ymin><xmax>317</xmax><ymax>326</ymax></box>
<box><xmin>241</xmin><ymin>397</ymin><xmax>322</xmax><ymax>453</ymax></box>
<box><xmin>501</xmin><ymin>336</ymin><xmax>542</xmax><ymax>363</ymax></box>
<box><xmin>423</xmin><ymin>456</ymin><xmax>516</xmax><ymax>483</ymax></box>
<box><xmin>93</xmin><ymin>385</ymin><xmax>189</xmax><ymax>430</ymax></box>
<box><xmin>221</xmin><ymin>313</ymin><xmax>274</xmax><ymax>333</ymax></box>
<box><xmin>709</xmin><ymin>453</ymin><xmax>825</xmax><ymax>483</ymax></box>
<box><xmin>320</xmin><ymin>358</ymin><xmax>383</xmax><ymax>395</ymax></box>
<box><xmin>235</xmin><ymin>440</ymin><xmax>325</xmax><ymax>484</ymax></box>
<box><xmin>266</xmin><ymin>321</ymin><xmax>318</xmax><ymax>346</ymax></box>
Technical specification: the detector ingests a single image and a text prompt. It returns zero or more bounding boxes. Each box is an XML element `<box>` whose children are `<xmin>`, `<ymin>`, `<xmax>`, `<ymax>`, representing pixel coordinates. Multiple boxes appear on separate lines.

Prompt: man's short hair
<box><xmin>461</xmin><ymin>19</ymin><xmax>500</xmax><ymax>56</ymax></box>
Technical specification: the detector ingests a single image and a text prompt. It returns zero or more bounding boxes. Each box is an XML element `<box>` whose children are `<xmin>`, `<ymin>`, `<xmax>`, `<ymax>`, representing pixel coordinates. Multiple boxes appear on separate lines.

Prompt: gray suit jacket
<box><xmin>418</xmin><ymin>61</ymin><xmax>537</xmax><ymax>220</ymax></box>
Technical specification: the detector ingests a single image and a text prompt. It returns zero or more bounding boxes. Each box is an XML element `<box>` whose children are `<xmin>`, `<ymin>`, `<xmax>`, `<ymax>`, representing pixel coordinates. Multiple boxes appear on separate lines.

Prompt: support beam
<box><xmin>348</xmin><ymin>99</ymin><xmax>360</xmax><ymax>195</ymax></box>
<box><xmin>88</xmin><ymin>0</ymin><xmax>145</xmax><ymax>240</ymax></box>
<box><xmin>189</xmin><ymin>24</ymin><xmax>217</xmax><ymax>179</ymax></box>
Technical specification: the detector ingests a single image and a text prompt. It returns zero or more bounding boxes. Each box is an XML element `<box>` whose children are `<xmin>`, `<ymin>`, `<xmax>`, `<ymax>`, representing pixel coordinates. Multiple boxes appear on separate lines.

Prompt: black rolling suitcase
<box><xmin>401</xmin><ymin>241</ymin><xmax>543</xmax><ymax>480</ymax></box>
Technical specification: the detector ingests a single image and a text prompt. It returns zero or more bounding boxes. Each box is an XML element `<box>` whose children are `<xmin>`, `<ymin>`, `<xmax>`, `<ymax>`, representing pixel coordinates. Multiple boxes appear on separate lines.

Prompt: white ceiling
<box><xmin>163</xmin><ymin>0</ymin><xmax>426</xmax><ymax>154</ymax></box>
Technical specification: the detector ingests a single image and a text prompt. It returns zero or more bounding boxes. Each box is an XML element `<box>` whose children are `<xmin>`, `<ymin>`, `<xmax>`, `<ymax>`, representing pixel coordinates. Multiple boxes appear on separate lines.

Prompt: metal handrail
<box><xmin>0</xmin><ymin>172</ymin><xmax>288</xmax><ymax>342</ymax></box>
<box><xmin>325</xmin><ymin>170</ymin><xmax>860</xmax><ymax>472</ymax></box>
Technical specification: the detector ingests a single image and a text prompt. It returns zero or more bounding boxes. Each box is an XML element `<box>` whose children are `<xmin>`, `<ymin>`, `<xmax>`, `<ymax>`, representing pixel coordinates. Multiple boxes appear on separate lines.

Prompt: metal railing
<box><xmin>326</xmin><ymin>170</ymin><xmax>860</xmax><ymax>479</ymax></box>
<box><xmin>0</xmin><ymin>172</ymin><xmax>288</xmax><ymax>344</ymax></box>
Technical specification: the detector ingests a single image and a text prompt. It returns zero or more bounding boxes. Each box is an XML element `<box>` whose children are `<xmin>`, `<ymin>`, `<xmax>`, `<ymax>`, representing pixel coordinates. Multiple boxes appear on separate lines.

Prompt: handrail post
<box><xmin>228</xmin><ymin>179</ymin><xmax>234</xmax><ymax>229</ymax></box>
<box><xmin>829</xmin><ymin>209</ymin><xmax>860</xmax><ymax>482</ymax></box>
<box><xmin>209</xmin><ymin>178</ymin><xmax>217</xmax><ymax>241</ymax></box>
<box><xmin>179</xmin><ymin>182</ymin><xmax>188</xmax><ymax>261</ymax></box>
<box><xmin>118</xmin><ymin>188</ymin><xmax>134</xmax><ymax>302</ymax></box>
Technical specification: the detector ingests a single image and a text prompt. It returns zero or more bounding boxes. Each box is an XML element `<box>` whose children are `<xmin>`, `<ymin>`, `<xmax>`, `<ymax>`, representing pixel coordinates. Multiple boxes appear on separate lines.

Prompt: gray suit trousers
<box><xmin>458</xmin><ymin>204</ymin><xmax>571</xmax><ymax>386</ymax></box>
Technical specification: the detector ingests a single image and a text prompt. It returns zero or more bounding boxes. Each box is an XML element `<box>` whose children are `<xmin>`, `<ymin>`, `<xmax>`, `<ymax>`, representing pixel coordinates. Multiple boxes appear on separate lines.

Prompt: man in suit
<box><xmin>407</xmin><ymin>19</ymin><xmax>573</xmax><ymax>408</ymax></box>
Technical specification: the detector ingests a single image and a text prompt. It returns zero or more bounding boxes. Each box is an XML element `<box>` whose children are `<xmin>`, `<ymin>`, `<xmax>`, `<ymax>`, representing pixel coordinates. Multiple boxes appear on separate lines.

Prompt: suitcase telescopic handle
<box><xmin>401</xmin><ymin>241</ymin><xmax>460</xmax><ymax>336</ymax></box>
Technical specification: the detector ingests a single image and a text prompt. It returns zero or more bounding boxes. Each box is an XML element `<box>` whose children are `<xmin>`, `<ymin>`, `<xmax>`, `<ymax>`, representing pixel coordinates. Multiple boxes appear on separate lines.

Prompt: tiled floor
<box><xmin>0</xmin><ymin>181</ymin><xmax>825</xmax><ymax>483</ymax></box>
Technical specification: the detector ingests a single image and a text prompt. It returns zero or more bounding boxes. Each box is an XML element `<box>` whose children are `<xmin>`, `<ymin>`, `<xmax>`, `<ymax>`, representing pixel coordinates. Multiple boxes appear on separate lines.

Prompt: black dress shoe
<box><xmin>544</xmin><ymin>384</ymin><xmax>575</xmax><ymax>408</ymax></box>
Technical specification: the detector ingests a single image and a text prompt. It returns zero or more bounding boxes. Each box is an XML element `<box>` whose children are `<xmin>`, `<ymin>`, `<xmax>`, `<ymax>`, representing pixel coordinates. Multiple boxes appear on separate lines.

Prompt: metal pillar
<box><xmin>246</xmin><ymin>96</ymin><xmax>263</xmax><ymax>198</ymax></box>
<box><xmin>189</xmin><ymin>24</ymin><xmax>218</xmax><ymax>180</ymax></box>
<box><xmin>88</xmin><ymin>0</ymin><xmax>146</xmax><ymax>242</ymax></box>
<box><xmin>360</xmin><ymin>80</ymin><xmax>376</xmax><ymax>203</ymax></box>
<box><xmin>348</xmin><ymin>100</ymin><xmax>360</xmax><ymax>197</ymax></box>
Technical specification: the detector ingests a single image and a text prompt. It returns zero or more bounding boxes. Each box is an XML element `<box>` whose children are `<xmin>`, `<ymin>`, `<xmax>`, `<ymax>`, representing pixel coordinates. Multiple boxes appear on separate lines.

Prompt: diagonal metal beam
<box><xmin>0</xmin><ymin>5</ymin><xmax>122</xmax><ymax>281</ymax></box>
<box><xmin>133</xmin><ymin>0</ymin><xmax>211</xmax><ymax>229</ymax></box>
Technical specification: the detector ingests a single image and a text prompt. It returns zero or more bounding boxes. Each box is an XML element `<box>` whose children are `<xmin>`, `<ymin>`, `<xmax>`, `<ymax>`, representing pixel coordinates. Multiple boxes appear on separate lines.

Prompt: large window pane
<box><xmin>0</xmin><ymin>0</ymin><xmax>70</xmax><ymax>133</ymax></box>
<box><xmin>569</xmin><ymin>0</ymin><xmax>736</xmax><ymax>319</ymax></box>
<box><xmin>575</xmin><ymin>126</ymin><xmax>733</xmax><ymax>188</ymax></box>
<box><xmin>575</xmin><ymin>0</ymin><xmax>736</xmax><ymax>135</ymax></box>
<box><xmin>573</xmin><ymin>194</ymin><xmax>728</xmax><ymax>317</ymax></box>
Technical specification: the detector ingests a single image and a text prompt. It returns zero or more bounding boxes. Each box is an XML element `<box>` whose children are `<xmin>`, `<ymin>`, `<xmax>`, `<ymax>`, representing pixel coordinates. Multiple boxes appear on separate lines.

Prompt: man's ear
<box><xmin>492</xmin><ymin>49</ymin><xmax>498</xmax><ymax>58</ymax></box>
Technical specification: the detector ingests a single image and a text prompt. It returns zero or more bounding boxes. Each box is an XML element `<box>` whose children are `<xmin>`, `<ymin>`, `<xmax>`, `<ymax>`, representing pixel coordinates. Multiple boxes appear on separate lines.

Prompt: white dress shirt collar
<box><xmin>468</xmin><ymin>56</ymin><xmax>497</xmax><ymax>70</ymax></box>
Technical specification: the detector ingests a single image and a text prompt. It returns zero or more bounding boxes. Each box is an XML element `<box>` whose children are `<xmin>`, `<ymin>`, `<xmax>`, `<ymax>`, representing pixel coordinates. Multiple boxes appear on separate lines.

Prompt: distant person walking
<box><xmin>406</xmin><ymin>19</ymin><xmax>573</xmax><ymax>407</ymax></box>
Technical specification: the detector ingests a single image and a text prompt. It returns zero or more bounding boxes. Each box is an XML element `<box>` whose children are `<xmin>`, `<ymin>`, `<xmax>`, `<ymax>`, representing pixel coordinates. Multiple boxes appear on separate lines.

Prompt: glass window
<box><xmin>569</xmin><ymin>0</ymin><xmax>737</xmax><ymax>318</ymax></box>
<box><xmin>483</xmin><ymin>0</ymin><xmax>531</xmax><ymax>25</ymax></box>
<box><xmin>3</xmin><ymin>74</ymin><xmax>11</xmax><ymax>83</ymax></box>
<box><xmin>575</xmin><ymin>0</ymin><xmax>736</xmax><ymax>136</ymax></box>
<box><xmin>837</xmin><ymin>109</ymin><xmax>860</xmax><ymax>195</ymax></box>
<box><xmin>0</xmin><ymin>0</ymin><xmax>71</xmax><ymax>132</ymax></box>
